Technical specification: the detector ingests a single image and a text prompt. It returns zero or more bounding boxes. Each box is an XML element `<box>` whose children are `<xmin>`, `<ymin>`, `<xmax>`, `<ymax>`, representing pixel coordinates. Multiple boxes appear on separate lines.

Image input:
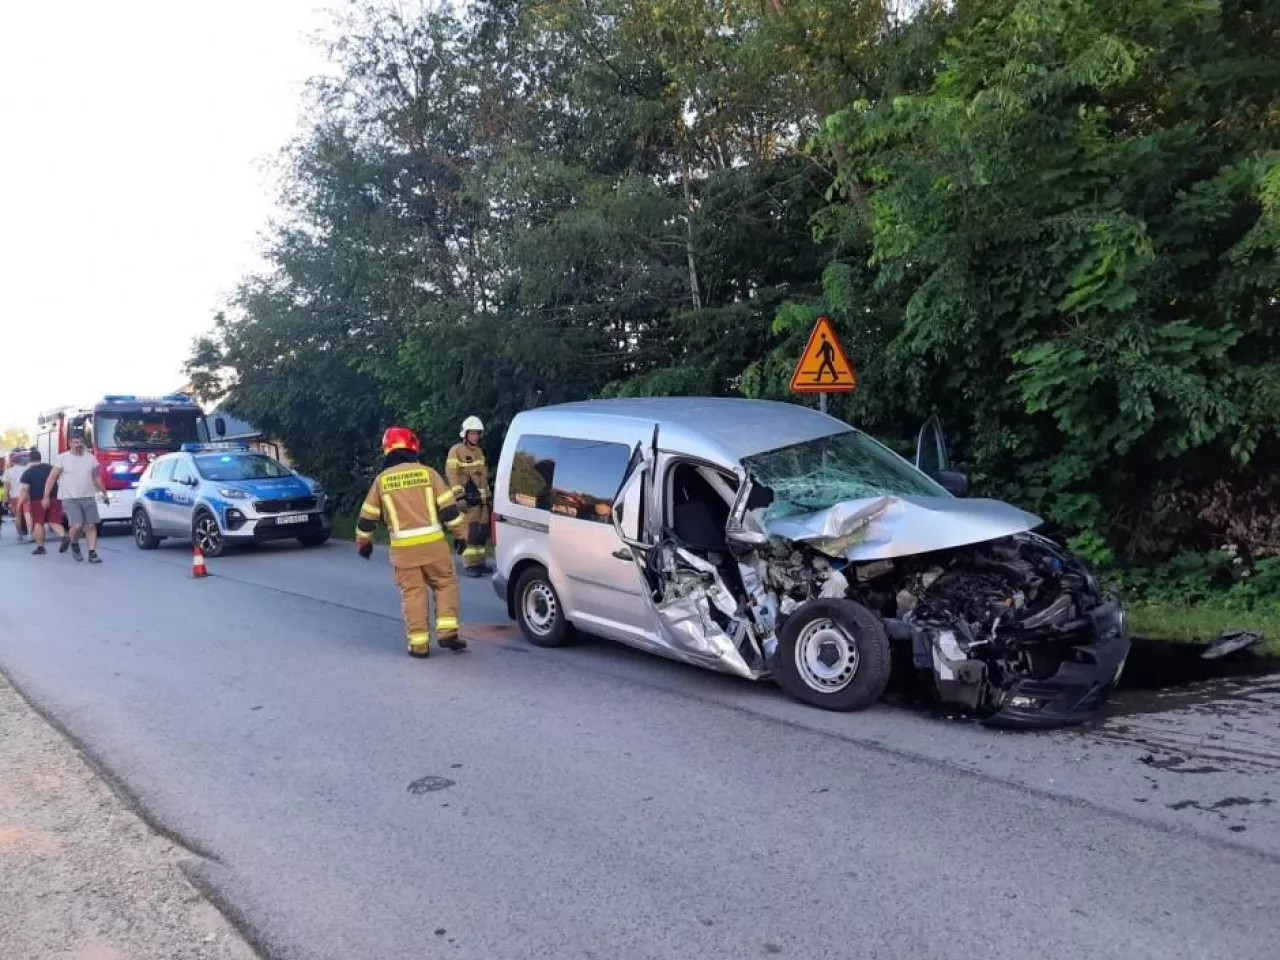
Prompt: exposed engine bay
<box><xmin>754</xmin><ymin>534</ymin><xmax>1114</xmax><ymax>717</ymax></box>
<box><xmin>637</xmin><ymin>461</ymin><xmax>1129</xmax><ymax>727</ymax></box>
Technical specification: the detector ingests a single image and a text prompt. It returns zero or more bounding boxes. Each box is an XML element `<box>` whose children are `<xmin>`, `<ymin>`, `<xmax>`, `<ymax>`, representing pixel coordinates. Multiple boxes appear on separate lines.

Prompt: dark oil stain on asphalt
<box><xmin>1169</xmin><ymin>796</ymin><xmax>1274</xmax><ymax>813</ymax></box>
<box><xmin>1112</xmin><ymin>636</ymin><xmax>1278</xmax><ymax>699</ymax></box>
<box><xmin>1139</xmin><ymin>753</ymin><xmax>1224</xmax><ymax>774</ymax></box>
<box><xmin>407</xmin><ymin>775</ymin><xmax>456</xmax><ymax>795</ymax></box>
<box><xmin>1074</xmin><ymin>636</ymin><xmax>1280</xmax><ymax>779</ymax></box>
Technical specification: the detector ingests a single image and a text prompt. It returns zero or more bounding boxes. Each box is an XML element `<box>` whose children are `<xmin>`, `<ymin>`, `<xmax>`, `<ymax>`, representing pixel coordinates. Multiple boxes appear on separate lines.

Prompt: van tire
<box><xmin>774</xmin><ymin>599</ymin><xmax>890</xmax><ymax>712</ymax></box>
<box><xmin>514</xmin><ymin>566</ymin><xmax>570</xmax><ymax>648</ymax></box>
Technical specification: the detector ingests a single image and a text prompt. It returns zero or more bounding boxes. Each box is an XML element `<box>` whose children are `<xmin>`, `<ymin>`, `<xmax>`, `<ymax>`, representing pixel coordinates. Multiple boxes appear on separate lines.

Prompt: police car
<box><xmin>131</xmin><ymin>443</ymin><xmax>332</xmax><ymax>557</ymax></box>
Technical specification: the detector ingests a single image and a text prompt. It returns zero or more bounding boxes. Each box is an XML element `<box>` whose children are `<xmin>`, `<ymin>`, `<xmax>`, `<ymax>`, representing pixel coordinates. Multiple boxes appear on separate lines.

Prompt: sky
<box><xmin>0</xmin><ymin>0</ymin><xmax>335</xmax><ymax>435</ymax></box>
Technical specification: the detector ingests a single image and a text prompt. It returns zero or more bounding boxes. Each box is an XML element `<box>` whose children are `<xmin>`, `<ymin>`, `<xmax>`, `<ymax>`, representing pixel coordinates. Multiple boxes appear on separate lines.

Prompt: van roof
<box><xmin>518</xmin><ymin>397</ymin><xmax>850</xmax><ymax>468</ymax></box>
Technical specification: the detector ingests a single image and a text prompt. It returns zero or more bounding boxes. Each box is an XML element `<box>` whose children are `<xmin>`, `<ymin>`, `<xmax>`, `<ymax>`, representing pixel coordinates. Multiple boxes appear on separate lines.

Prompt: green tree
<box><xmin>808</xmin><ymin>0</ymin><xmax>1280</xmax><ymax>558</ymax></box>
<box><xmin>1</xmin><ymin>426</ymin><xmax>31</xmax><ymax>450</ymax></box>
<box><xmin>189</xmin><ymin>0</ymin><xmax>1280</xmax><ymax>563</ymax></box>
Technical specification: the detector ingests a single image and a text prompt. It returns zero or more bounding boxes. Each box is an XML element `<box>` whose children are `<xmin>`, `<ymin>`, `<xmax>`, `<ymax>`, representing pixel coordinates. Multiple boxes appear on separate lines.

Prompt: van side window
<box><xmin>508</xmin><ymin>435</ymin><xmax>559</xmax><ymax>510</ymax></box>
<box><xmin>552</xmin><ymin>440</ymin><xmax>631</xmax><ymax>524</ymax></box>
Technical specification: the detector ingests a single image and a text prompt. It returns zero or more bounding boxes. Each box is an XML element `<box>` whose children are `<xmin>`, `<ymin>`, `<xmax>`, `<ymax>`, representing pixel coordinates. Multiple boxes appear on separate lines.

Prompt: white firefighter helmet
<box><xmin>460</xmin><ymin>415</ymin><xmax>485</xmax><ymax>438</ymax></box>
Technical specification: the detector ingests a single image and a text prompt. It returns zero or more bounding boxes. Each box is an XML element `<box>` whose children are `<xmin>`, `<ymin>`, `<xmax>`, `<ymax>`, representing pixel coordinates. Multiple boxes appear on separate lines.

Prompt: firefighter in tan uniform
<box><xmin>357</xmin><ymin>427</ymin><xmax>468</xmax><ymax>657</ymax></box>
<box><xmin>446</xmin><ymin>415</ymin><xmax>491</xmax><ymax>578</ymax></box>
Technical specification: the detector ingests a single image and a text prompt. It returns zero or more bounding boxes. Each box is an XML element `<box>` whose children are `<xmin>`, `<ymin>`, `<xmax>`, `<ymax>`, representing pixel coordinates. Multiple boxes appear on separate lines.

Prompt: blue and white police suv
<box><xmin>131</xmin><ymin>442</ymin><xmax>332</xmax><ymax>557</ymax></box>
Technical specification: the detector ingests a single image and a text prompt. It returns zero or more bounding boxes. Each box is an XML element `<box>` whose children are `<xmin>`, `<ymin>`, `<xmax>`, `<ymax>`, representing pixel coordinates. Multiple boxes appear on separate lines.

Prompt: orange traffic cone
<box><xmin>191</xmin><ymin>544</ymin><xmax>209</xmax><ymax>579</ymax></box>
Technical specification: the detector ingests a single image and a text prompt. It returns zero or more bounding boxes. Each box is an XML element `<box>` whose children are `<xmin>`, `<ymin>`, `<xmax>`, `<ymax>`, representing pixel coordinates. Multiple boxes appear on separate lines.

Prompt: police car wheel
<box><xmin>132</xmin><ymin>509</ymin><xmax>160</xmax><ymax>550</ymax></box>
<box><xmin>193</xmin><ymin>510</ymin><xmax>225</xmax><ymax>558</ymax></box>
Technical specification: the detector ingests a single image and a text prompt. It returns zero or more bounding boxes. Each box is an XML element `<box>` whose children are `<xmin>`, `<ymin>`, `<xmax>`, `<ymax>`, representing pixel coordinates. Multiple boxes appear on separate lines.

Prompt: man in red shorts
<box><xmin>18</xmin><ymin>450</ymin><xmax>68</xmax><ymax>555</ymax></box>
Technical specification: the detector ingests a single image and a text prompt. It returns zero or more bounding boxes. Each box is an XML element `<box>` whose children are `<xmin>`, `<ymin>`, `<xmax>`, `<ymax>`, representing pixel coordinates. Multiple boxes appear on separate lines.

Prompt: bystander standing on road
<box><xmin>18</xmin><ymin>450</ymin><xmax>68</xmax><ymax>556</ymax></box>
<box><xmin>47</xmin><ymin>431</ymin><xmax>107</xmax><ymax>564</ymax></box>
<box><xmin>3</xmin><ymin>452</ymin><xmax>30</xmax><ymax>541</ymax></box>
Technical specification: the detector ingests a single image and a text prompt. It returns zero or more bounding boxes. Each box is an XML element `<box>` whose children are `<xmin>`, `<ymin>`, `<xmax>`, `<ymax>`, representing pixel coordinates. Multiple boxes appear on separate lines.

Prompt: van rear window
<box><xmin>509</xmin><ymin>435</ymin><xmax>558</xmax><ymax>510</ymax></box>
<box><xmin>507</xmin><ymin>434</ymin><xmax>631</xmax><ymax>524</ymax></box>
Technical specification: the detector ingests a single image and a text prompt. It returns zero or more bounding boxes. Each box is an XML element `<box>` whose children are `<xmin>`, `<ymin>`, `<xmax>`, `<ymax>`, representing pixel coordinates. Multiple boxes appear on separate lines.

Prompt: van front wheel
<box><xmin>514</xmin><ymin>566</ymin><xmax>570</xmax><ymax>648</ymax></box>
<box><xmin>774</xmin><ymin>599</ymin><xmax>890</xmax><ymax>712</ymax></box>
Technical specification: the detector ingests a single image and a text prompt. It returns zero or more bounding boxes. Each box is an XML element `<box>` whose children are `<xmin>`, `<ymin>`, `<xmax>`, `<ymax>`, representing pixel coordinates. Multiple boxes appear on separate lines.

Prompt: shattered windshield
<box><xmin>743</xmin><ymin>430</ymin><xmax>949</xmax><ymax>518</ymax></box>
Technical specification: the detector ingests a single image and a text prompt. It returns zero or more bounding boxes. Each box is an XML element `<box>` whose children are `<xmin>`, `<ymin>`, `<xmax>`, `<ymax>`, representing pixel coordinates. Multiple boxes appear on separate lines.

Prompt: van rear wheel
<box><xmin>774</xmin><ymin>599</ymin><xmax>890</xmax><ymax>712</ymax></box>
<box><xmin>514</xmin><ymin>566</ymin><xmax>570</xmax><ymax>648</ymax></box>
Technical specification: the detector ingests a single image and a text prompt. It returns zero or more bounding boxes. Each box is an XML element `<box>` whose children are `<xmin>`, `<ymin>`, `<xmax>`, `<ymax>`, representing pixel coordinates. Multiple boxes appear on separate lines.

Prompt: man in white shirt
<box><xmin>47</xmin><ymin>432</ymin><xmax>108</xmax><ymax>564</ymax></box>
<box><xmin>3</xmin><ymin>452</ymin><xmax>30</xmax><ymax>541</ymax></box>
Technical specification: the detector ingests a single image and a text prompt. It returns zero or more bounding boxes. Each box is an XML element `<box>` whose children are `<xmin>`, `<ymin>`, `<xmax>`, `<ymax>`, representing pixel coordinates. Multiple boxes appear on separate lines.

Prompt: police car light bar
<box><xmin>181</xmin><ymin>442</ymin><xmax>251</xmax><ymax>453</ymax></box>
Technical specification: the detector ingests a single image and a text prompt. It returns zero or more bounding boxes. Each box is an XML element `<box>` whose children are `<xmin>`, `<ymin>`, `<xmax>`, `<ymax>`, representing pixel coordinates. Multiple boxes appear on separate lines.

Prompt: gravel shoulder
<box><xmin>0</xmin><ymin>673</ymin><xmax>258</xmax><ymax>960</ymax></box>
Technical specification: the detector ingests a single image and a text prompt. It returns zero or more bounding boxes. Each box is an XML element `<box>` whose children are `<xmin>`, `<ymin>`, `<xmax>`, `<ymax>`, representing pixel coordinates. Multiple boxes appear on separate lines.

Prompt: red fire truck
<box><xmin>34</xmin><ymin>394</ymin><xmax>204</xmax><ymax>526</ymax></box>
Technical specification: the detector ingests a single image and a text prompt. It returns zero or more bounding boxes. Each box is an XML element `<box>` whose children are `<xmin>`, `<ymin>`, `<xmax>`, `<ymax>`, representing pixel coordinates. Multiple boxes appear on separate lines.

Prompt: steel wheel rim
<box><xmin>522</xmin><ymin>581</ymin><xmax>557</xmax><ymax>636</ymax></box>
<box><xmin>195</xmin><ymin>516</ymin><xmax>221</xmax><ymax>553</ymax></box>
<box><xmin>794</xmin><ymin>618</ymin><xmax>860</xmax><ymax>692</ymax></box>
<box><xmin>133</xmin><ymin>512</ymin><xmax>150</xmax><ymax>546</ymax></box>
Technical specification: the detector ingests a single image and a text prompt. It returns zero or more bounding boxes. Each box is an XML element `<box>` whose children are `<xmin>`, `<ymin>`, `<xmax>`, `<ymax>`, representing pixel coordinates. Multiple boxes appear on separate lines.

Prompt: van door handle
<box><xmin>612</xmin><ymin>548</ymin><xmax>633</xmax><ymax>561</ymax></box>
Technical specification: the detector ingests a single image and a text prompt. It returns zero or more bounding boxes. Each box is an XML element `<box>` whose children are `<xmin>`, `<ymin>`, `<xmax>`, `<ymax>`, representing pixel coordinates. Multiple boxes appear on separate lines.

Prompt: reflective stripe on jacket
<box><xmin>446</xmin><ymin>442</ymin><xmax>489</xmax><ymax>504</ymax></box>
<box><xmin>357</xmin><ymin>462</ymin><xmax>466</xmax><ymax>567</ymax></box>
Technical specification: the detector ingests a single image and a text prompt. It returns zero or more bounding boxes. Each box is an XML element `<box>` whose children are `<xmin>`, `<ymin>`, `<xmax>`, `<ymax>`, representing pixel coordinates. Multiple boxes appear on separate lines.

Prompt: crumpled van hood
<box><xmin>757</xmin><ymin>496</ymin><xmax>1043</xmax><ymax>562</ymax></box>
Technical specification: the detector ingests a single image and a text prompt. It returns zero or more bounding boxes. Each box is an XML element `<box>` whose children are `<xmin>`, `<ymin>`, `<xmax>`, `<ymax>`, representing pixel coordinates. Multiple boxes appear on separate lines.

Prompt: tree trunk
<box><xmin>682</xmin><ymin>158</ymin><xmax>702</xmax><ymax>312</ymax></box>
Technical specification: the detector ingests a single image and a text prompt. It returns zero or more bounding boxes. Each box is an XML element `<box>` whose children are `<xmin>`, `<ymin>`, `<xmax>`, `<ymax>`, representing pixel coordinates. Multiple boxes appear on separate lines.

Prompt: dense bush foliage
<box><xmin>189</xmin><ymin>0</ymin><xmax>1280</xmax><ymax>566</ymax></box>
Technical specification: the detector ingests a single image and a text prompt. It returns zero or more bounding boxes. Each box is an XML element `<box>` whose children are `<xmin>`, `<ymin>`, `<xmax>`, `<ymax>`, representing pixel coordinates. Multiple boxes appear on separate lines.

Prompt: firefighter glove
<box><xmin>464</xmin><ymin>479</ymin><xmax>481</xmax><ymax>507</ymax></box>
<box><xmin>358</xmin><ymin>541</ymin><xmax>373</xmax><ymax>560</ymax></box>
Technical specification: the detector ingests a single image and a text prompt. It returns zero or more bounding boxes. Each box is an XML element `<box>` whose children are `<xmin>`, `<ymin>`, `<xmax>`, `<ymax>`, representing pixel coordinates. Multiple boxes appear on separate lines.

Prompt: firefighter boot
<box><xmin>407</xmin><ymin>635</ymin><xmax>431</xmax><ymax>658</ymax></box>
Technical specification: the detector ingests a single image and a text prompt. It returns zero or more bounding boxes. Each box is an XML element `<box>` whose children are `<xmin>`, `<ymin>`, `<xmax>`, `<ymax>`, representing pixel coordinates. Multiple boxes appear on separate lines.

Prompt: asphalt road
<box><xmin>2</xmin><ymin>528</ymin><xmax>1278</xmax><ymax>960</ymax></box>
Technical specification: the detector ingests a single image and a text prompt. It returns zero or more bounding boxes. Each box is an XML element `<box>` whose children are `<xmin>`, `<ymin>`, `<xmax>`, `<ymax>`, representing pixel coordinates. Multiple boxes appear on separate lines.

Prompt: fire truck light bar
<box><xmin>102</xmin><ymin>394</ymin><xmax>197</xmax><ymax>405</ymax></box>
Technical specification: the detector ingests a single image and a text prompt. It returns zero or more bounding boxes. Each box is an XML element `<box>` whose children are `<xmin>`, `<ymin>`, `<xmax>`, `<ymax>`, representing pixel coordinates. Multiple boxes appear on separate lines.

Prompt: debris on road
<box><xmin>0</xmin><ymin>674</ymin><xmax>257</xmax><ymax>960</ymax></box>
<box><xmin>1201</xmin><ymin>630</ymin><xmax>1265</xmax><ymax>661</ymax></box>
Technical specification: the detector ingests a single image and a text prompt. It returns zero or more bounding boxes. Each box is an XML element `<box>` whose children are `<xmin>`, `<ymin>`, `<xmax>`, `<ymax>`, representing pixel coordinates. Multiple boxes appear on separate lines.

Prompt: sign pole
<box><xmin>819</xmin><ymin>392</ymin><xmax>828</xmax><ymax>415</ymax></box>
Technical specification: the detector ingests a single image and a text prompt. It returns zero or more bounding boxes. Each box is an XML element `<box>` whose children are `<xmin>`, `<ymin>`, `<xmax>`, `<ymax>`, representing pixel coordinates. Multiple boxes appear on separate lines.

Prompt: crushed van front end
<box><xmin>731</xmin><ymin>490</ymin><xmax>1130</xmax><ymax>727</ymax></box>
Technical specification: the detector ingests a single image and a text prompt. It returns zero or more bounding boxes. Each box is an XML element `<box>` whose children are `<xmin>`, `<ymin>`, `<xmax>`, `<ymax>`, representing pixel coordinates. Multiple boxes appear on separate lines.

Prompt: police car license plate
<box><xmin>277</xmin><ymin>514</ymin><xmax>308</xmax><ymax>525</ymax></box>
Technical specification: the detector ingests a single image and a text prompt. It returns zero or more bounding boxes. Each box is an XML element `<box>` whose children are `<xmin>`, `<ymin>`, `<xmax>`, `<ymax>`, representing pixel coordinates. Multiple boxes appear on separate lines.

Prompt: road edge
<box><xmin>1</xmin><ymin>664</ymin><xmax>223</xmax><ymax>864</ymax></box>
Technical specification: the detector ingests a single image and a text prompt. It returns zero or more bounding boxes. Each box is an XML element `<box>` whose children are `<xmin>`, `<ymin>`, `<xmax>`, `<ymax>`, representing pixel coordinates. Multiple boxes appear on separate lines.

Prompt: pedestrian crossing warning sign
<box><xmin>790</xmin><ymin>316</ymin><xmax>857</xmax><ymax>393</ymax></box>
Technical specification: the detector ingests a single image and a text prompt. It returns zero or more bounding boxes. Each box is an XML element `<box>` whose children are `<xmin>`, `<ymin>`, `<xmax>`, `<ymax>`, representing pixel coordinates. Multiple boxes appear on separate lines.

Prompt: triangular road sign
<box><xmin>790</xmin><ymin>316</ymin><xmax>857</xmax><ymax>393</ymax></box>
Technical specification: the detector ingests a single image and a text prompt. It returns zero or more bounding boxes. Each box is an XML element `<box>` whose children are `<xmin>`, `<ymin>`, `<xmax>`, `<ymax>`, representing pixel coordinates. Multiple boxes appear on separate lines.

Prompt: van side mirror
<box><xmin>215</xmin><ymin>417</ymin><xmax>227</xmax><ymax>437</ymax></box>
<box><xmin>937</xmin><ymin>470</ymin><xmax>970</xmax><ymax>497</ymax></box>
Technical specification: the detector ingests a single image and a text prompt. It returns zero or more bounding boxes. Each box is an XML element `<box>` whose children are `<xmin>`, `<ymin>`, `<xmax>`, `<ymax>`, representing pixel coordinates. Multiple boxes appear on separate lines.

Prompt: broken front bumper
<box><xmin>984</xmin><ymin>599</ymin><xmax>1131</xmax><ymax>729</ymax></box>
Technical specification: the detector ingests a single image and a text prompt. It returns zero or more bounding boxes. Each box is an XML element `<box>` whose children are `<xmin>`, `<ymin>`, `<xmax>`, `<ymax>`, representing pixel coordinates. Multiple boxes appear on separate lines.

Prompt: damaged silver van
<box><xmin>491</xmin><ymin>398</ymin><xmax>1130</xmax><ymax>728</ymax></box>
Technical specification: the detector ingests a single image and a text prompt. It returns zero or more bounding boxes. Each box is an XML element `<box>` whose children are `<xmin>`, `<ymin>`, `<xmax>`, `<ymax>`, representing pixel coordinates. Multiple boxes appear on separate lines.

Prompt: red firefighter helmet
<box><xmin>381</xmin><ymin>426</ymin><xmax>420</xmax><ymax>455</ymax></box>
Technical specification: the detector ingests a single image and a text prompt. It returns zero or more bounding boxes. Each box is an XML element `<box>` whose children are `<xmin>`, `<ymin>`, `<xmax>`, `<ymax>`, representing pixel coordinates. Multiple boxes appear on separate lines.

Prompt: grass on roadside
<box><xmin>1125</xmin><ymin>601</ymin><xmax>1280</xmax><ymax>656</ymax></box>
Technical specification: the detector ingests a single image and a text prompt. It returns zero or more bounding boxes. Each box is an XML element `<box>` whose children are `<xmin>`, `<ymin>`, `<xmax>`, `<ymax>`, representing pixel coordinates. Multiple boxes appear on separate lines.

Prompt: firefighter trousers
<box><xmin>461</xmin><ymin>504</ymin><xmax>491</xmax><ymax>569</ymax></box>
<box><xmin>392</xmin><ymin>548</ymin><xmax>460</xmax><ymax>652</ymax></box>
